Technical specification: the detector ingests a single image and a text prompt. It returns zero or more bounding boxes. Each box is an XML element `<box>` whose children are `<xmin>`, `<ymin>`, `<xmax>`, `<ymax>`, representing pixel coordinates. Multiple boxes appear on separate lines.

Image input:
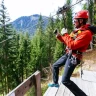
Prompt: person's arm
<box><xmin>57</xmin><ymin>30</ymin><xmax>92</xmax><ymax>50</ymax></box>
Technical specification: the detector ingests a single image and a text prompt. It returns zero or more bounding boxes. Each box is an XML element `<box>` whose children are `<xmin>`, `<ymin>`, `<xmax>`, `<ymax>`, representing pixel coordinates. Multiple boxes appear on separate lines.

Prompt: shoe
<box><xmin>48</xmin><ymin>83</ymin><xmax>59</xmax><ymax>87</ymax></box>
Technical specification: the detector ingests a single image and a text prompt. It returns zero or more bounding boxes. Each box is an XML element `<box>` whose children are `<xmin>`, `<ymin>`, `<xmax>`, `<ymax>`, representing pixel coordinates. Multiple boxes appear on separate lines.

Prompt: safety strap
<box><xmin>81</xmin><ymin>61</ymin><xmax>83</xmax><ymax>78</ymax></box>
<box><xmin>70</xmin><ymin>30</ymin><xmax>83</xmax><ymax>77</ymax></box>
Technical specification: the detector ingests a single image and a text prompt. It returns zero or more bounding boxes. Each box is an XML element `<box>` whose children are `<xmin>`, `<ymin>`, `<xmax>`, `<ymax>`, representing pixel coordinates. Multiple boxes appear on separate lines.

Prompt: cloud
<box><xmin>0</xmin><ymin>0</ymin><xmax>82</xmax><ymax>21</ymax></box>
<box><xmin>0</xmin><ymin>0</ymin><xmax>65</xmax><ymax>21</ymax></box>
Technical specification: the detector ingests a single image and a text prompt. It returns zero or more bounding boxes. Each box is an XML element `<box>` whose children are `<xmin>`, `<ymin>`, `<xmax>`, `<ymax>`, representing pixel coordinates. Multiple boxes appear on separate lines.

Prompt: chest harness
<box><xmin>68</xmin><ymin>28</ymin><xmax>89</xmax><ymax>78</ymax></box>
<box><xmin>66</xmin><ymin>29</ymin><xmax>83</xmax><ymax>60</ymax></box>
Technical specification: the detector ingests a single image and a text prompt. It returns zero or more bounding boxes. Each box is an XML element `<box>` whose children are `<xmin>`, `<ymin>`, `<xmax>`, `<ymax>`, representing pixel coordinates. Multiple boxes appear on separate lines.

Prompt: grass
<box><xmin>41</xmin><ymin>81</ymin><xmax>48</xmax><ymax>95</ymax></box>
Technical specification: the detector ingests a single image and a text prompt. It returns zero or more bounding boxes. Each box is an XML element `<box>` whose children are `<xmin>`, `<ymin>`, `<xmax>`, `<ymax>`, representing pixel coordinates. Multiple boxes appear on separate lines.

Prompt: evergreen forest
<box><xmin>0</xmin><ymin>0</ymin><xmax>96</xmax><ymax>95</ymax></box>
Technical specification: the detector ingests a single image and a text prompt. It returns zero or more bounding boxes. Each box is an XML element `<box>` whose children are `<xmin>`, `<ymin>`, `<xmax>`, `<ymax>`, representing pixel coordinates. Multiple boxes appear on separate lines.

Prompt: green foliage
<box><xmin>44</xmin><ymin>16</ymin><xmax>56</xmax><ymax>64</ymax></box>
<box><xmin>0</xmin><ymin>0</ymin><xmax>19</xmax><ymax>94</ymax></box>
<box><xmin>29</xmin><ymin>15</ymin><xmax>49</xmax><ymax>78</ymax></box>
<box><xmin>94</xmin><ymin>4</ymin><xmax>96</xmax><ymax>24</ymax></box>
<box><xmin>66</xmin><ymin>0</ymin><xmax>73</xmax><ymax>33</ymax></box>
<box><xmin>82</xmin><ymin>3</ymin><xmax>87</xmax><ymax>10</ymax></box>
<box><xmin>53</xmin><ymin>40</ymin><xmax>64</xmax><ymax>61</ymax></box>
<box><xmin>53</xmin><ymin>16</ymin><xmax>65</xmax><ymax>61</ymax></box>
<box><xmin>0</xmin><ymin>1</ymin><xmax>31</xmax><ymax>94</ymax></box>
<box><xmin>3</xmin><ymin>0</ymin><xmax>96</xmax><ymax>95</ymax></box>
<box><xmin>42</xmin><ymin>83</ymin><xmax>48</xmax><ymax>95</ymax></box>
<box><xmin>25</xmin><ymin>86</ymin><xmax>35</xmax><ymax>96</ymax></box>
<box><xmin>88</xmin><ymin>0</ymin><xmax>94</xmax><ymax>24</ymax></box>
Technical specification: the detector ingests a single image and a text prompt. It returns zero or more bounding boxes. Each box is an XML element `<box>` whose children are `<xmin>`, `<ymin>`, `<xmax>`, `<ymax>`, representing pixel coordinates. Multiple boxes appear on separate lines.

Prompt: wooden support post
<box><xmin>34</xmin><ymin>71</ymin><xmax>41</xmax><ymax>96</ymax></box>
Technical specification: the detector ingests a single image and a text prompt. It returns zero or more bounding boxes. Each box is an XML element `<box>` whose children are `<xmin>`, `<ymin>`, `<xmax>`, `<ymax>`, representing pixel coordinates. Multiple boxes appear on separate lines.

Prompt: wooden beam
<box><xmin>7</xmin><ymin>70</ymin><xmax>41</xmax><ymax>96</ymax></box>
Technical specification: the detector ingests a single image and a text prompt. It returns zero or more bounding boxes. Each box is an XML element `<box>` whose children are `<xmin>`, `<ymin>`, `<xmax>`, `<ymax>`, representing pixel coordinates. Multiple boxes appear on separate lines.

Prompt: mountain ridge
<box><xmin>11</xmin><ymin>14</ymin><xmax>49</xmax><ymax>35</ymax></box>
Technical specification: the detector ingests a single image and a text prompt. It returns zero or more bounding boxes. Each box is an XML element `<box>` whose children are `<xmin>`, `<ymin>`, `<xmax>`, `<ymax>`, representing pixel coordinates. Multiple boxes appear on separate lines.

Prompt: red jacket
<box><xmin>57</xmin><ymin>24</ymin><xmax>93</xmax><ymax>59</ymax></box>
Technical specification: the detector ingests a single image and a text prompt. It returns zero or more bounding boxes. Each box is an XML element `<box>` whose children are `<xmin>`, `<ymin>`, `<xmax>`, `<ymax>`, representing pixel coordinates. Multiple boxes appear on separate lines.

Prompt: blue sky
<box><xmin>0</xmin><ymin>0</ymin><xmax>83</xmax><ymax>21</ymax></box>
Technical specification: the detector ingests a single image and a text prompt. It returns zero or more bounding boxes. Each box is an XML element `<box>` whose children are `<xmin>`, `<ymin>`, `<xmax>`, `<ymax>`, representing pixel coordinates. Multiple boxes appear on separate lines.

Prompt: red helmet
<box><xmin>74</xmin><ymin>10</ymin><xmax>89</xmax><ymax>19</ymax></box>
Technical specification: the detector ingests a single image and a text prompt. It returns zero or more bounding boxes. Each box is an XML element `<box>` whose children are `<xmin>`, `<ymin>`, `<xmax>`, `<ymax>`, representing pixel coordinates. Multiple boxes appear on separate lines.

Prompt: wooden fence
<box><xmin>7</xmin><ymin>70</ymin><xmax>41</xmax><ymax>96</ymax></box>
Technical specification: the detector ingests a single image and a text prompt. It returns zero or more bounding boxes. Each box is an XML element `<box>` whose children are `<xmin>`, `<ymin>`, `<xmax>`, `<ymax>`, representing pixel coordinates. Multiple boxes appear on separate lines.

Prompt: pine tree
<box><xmin>29</xmin><ymin>15</ymin><xmax>47</xmax><ymax>74</ymax></box>
<box><xmin>0</xmin><ymin>0</ymin><xmax>18</xmax><ymax>94</ymax></box>
<box><xmin>66</xmin><ymin>0</ymin><xmax>73</xmax><ymax>33</ymax></box>
<box><xmin>23</xmin><ymin>33</ymin><xmax>31</xmax><ymax>78</ymax></box>
<box><xmin>82</xmin><ymin>0</ymin><xmax>95</xmax><ymax>49</ymax></box>
<box><xmin>45</xmin><ymin>16</ymin><xmax>56</xmax><ymax>65</ymax></box>
<box><xmin>16</xmin><ymin>32</ymin><xmax>31</xmax><ymax>82</ymax></box>
<box><xmin>53</xmin><ymin>16</ymin><xmax>65</xmax><ymax>61</ymax></box>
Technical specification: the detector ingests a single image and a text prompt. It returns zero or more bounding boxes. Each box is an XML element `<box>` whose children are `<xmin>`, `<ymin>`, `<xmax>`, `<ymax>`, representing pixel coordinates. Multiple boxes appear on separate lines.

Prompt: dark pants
<box><xmin>52</xmin><ymin>53</ymin><xmax>87</xmax><ymax>96</ymax></box>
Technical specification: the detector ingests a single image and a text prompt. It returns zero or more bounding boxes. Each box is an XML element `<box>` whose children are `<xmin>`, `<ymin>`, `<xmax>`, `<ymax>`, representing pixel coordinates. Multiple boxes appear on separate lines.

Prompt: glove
<box><xmin>53</xmin><ymin>29</ymin><xmax>60</xmax><ymax>37</ymax></box>
<box><xmin>61</xmin><ymin>28</ymin><xmax>68</xmax><ymax>35</ymax></box>
<box><xmin>53</xmin><ymin>29</ymin><xmax>58</xmax><ymax>35</ymax></box>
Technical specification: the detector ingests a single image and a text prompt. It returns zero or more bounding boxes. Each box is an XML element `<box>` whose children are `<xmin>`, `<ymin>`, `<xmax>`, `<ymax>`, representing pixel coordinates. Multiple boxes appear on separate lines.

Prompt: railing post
<box><xmin>34</xmin><ymin>70</ymin><xmax>41</xmax><ymax>96</ymax></box>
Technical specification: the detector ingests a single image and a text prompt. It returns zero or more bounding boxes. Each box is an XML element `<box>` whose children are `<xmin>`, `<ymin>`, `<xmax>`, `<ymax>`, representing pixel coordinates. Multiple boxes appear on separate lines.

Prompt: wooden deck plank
<box><xmin>85</xmin><ymin>81</ymin><xmax>95</xmax><ymax>96</ymax></box>
<box><xmin>69</xmin><ymin>92</ymin><xmax>74</xmax><ymax>96</ymax></box>
<box><xmin>44</xmin><ymin>77</ymin><xmax>62</xmax><ymax>96</ymax></box>
<box><xmin>63</xmin><ymin>87</ymin><xmax>71</xmax><ymax>96</ymax></box>
<box><xmin>90</xmin><ymin>82</ymin><xmax>96</xmax><ymax>96</ymax></box>
<box><xmin>80</xmin><ymin>70</ymin><xmax>96</xmax><ymax>96</ymax></box>
<box><xmin>76</xmin><ymin>78</ymin><xmax>82</xmax><ymax>89</ymax></box>
<box><xmin>43</xmin><ymin>87</ymin><xmax>59</xmax><ymax>96</ymax></box>
<box><xmin>56</xmin><ymin>77</ymin><xmax>76</xmax><ymax>96</ymax></box>
<box><xmin>81</xmin><ymin>79</ymin><xmax>89</xmax><ymax>96</ymax></box>
<box><xmin>43</xmin><ymin>87</ymin><xmax>53</xmax><ymax>96</ymax></box>
<box><xmin>92</xmin><ymin>71</ymin><xmax>96</xmax><ymax>77</ymax></box>
<box><xmin>92</xmin><ymin>82</ymin><xmax>96</xmax><ymax>91</ymax></box>
<box><xmin>56</xmin><ymin>83</ymin><xmax>65</xmax><ymax>96</ymax></box>
<box><xmin>81</xmin><ymin>70</ymin><xmax>96</xmax><ymax>82</ymax></box>
<box><xmin>44</xmin><ymin>70</ymin><xmax>96</xmax><ymax>96</ymax></box>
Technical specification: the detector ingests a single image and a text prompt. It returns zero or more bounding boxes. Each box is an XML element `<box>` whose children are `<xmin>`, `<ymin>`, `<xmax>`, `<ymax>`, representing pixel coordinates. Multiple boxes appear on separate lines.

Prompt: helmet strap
<box><xmin>76</xmin><ymin>19</ymin><xmax>82</xmax><ymax>28</ymax></box>
<box><xmin>77</xmin><ymin>19</ymin><xmax>86</xmax><ymax>28</ymax></box>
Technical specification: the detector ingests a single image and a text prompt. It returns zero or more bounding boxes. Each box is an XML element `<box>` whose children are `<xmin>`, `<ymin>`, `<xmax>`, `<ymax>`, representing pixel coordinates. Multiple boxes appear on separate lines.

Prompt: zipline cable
<box><xmin>52</xmin><ymin>0</ymin><xmax>84</xmax><ymax>17</ymax></box>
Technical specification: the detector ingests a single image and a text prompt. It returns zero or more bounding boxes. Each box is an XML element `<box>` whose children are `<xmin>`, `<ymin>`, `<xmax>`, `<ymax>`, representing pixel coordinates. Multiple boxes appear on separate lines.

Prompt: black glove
<box><xmin>54</xmin><ymin>29</ymin><xmax>58</xmax><ymax>35</ymax></box>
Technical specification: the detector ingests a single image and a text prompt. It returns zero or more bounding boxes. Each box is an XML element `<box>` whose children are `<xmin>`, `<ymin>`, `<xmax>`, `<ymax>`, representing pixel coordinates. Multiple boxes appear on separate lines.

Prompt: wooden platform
<box><xmin>44</xmin><ymin>70</ymin><xmax>96</xmax><ymax>96</ymax></box>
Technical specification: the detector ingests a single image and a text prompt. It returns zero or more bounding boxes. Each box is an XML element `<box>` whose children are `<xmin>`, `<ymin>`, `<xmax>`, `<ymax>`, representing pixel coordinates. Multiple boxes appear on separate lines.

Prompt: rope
<box><xmin>81</xmin><ymin>61</ymin><xmax>83</xmax><ymax>78</ymax></box>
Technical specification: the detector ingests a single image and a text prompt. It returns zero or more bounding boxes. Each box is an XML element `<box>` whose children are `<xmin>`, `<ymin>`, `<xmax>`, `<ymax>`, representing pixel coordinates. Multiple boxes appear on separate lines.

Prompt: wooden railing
<box><xmin>7</xmin><ymin>70</ymin><xmax>41</xmax><ymax>96</ymax></box>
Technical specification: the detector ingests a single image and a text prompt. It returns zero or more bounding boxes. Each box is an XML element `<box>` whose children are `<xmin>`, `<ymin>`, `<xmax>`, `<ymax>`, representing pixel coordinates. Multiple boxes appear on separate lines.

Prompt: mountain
<box><xmin>11</xmin><ymin>14</ymin><xmax>49</xmax><ymax>35</ymax></box>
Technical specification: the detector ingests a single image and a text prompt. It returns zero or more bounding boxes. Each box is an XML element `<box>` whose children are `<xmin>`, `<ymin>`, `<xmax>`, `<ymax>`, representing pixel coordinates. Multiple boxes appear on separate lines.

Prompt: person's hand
<box><xmin>54</xmin><ymin>29</ymin><xmax>60</xmax><ymax>37</ymax></box>
<box><xmin>53</xmin><ymin>29</ymin><xmax>58</xmax><ymax>35</ymax></box>
<box><xmin>61</xmin><ymin>28</ymin><xmax>68</xmax><ymax>35</ymax></box>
